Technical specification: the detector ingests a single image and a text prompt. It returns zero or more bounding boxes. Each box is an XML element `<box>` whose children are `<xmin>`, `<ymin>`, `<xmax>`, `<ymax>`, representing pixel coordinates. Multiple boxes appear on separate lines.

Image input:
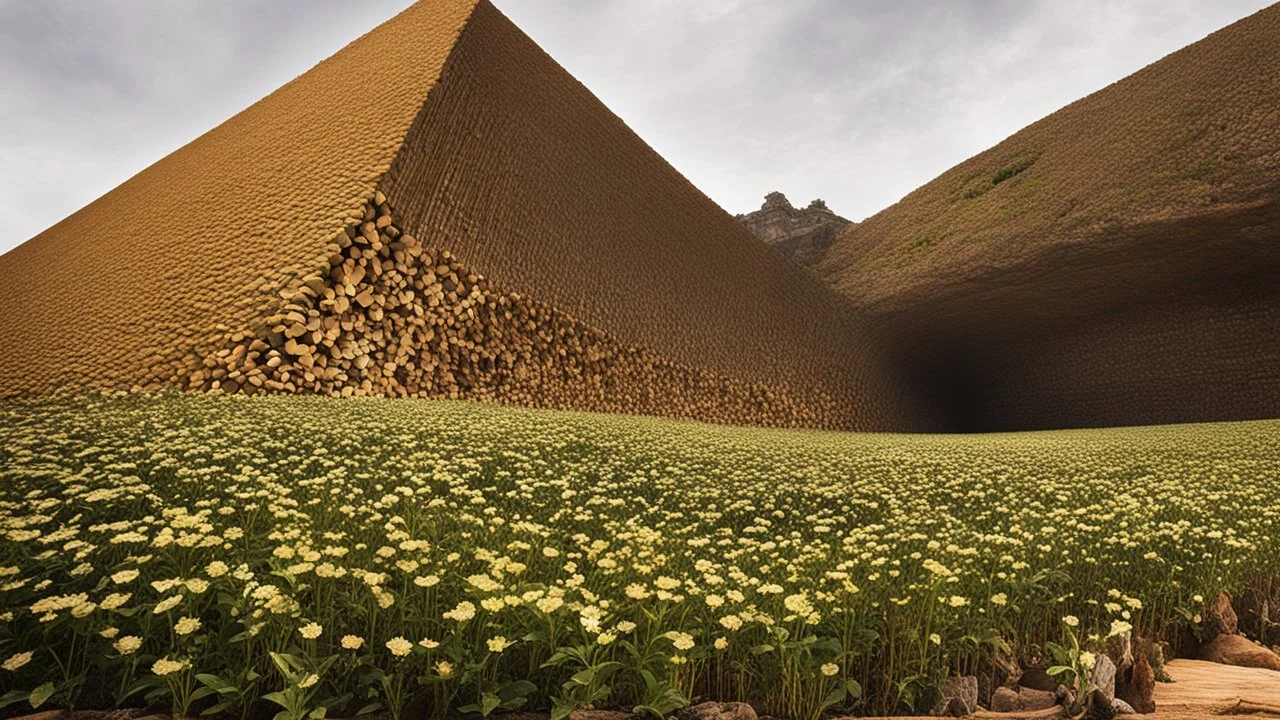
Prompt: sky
<box><xmin>0</xmin><ymin>0</ymin><xmax>1273</xmax><ymax>254</ymax></box>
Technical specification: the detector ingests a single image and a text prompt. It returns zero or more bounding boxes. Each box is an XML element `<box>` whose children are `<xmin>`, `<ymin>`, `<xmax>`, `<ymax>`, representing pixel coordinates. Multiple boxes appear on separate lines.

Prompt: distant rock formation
<box><xmin>736</xmin><ymin>192</ymin><xmax>853</xmax><ymax>270</ymax></box>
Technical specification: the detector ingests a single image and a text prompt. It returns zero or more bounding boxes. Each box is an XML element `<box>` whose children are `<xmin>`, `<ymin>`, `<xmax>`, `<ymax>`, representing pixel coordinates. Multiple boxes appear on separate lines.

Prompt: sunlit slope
<box><xmin>0</xmin><ymin>0</ymin><xmax>922</xmax><ymax>431</ymax></box>
<box><xmin>0</xmin><ymin>0</ymin><xmax>477</xmax><ymax>395</ymax></box>
<box><xmin>822</xmin><ymin>4</ymin><xmax>1280</xmax><ymax>431</ymax></box>
<box><xmin>2</xmin><ymin>392</ymin><xmax>1277</xmax><ymax>715</ymax></box>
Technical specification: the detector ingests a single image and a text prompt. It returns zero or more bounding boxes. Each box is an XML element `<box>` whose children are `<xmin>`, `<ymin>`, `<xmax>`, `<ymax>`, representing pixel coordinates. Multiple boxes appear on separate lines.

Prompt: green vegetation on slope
<box><xmin>1</xmin><ymin>394</ymin><xmax>1277</xmax><ymax>718</ymax></box>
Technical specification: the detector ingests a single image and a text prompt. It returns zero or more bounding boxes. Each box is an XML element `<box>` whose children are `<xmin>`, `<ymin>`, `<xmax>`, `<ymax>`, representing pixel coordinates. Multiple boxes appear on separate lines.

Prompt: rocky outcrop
<box><xmin>736</xmin><ymin>192</ymin><xmax>853</xmax><ymax>270</ymax></box>
<box><xmin>1201</xmin><ymin>634</ymin><xmax>1280</xmax><ymax>671</ymax></box>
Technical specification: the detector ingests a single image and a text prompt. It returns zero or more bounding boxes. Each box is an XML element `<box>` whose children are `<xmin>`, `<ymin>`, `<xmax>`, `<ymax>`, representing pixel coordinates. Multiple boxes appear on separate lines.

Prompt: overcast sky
<box><xmin>0</xmin><ymin>0</ymin><xmax>1273</xmax><ymax>254</ymax></box>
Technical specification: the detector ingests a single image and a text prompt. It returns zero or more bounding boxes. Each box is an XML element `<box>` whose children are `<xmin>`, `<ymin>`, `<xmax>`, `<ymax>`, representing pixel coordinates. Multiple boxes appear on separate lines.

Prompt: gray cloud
<box><xmin>1</xmin><ymin>0</ymin><xmax>1273</xmax><ymax>254</ymax></box>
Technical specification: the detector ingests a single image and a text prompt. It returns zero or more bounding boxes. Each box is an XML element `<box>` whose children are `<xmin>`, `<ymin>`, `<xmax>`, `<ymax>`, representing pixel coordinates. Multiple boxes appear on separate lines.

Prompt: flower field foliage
<box><xmin>1</xmin><ymin>393</ymin><xmax>1278</xmax><ymax>720</ymax></box>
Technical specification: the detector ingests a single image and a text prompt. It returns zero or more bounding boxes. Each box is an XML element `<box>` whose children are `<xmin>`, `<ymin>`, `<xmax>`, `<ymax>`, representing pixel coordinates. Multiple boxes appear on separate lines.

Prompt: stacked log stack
<box><xmin>184</xmin><ymin>193</ymin><xmax>851</xmax><ymax>428</ymax></box>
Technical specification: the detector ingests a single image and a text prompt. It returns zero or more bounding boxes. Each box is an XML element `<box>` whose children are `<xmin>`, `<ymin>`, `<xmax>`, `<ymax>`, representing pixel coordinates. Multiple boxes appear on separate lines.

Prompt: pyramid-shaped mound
<box><xmin>0</xmin><ymin>0</ymin><xmax>927</xmax><ymax>431</ymax></box>
<box><xmin>821</xmin><ymin>4</ymin><xmax>1280</xmax><ymax>431</ymax></box>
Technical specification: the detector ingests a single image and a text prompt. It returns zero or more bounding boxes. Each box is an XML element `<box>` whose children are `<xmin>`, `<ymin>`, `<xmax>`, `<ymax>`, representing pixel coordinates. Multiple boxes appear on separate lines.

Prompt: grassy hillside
<box><xmin>2</xmin><ymin>394</ymin><xmax>1277</xmax><ymax>717</ymax></box>
<box><xmin>814</xmin><ymin>4</ymin><xmax>1280</xmax><ymax>432</ymax></box>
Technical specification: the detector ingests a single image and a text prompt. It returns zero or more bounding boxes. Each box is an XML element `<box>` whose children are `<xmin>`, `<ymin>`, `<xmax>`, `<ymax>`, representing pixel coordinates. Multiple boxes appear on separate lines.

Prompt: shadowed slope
<box><xmin>822</xmin><ymin>4</ymin><xmax>1280</xmax><ymax>431</ymax></box>
<box><xmin>378</xmin><ymin>1</ymin><xmax>921</xmax><ymax>429</ymax></box>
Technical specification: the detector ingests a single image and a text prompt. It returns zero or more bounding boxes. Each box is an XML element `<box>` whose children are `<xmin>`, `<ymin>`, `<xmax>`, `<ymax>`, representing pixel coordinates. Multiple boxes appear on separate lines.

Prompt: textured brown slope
<box><xmin>822</xmin><ymin>4</ymin><xmax>1280</xmax><ymax>431</ymax></box>
<box><xmin>0</xmin><ymin>0</ymin><xmax>478</xmax><ymax>395</ymax></box>
<box><xmin>375</xmin><ymin>0</ymin><xmax>923</xmax><ymax>429</ymax></box>
<box><xmin>0</xmin><ymin>0</ymin><xmax>926</xmax><ymax>430</ymax></box>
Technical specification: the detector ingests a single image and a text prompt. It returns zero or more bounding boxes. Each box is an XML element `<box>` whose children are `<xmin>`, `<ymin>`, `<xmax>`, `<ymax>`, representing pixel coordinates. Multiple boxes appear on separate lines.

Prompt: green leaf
<box><xmin>121</xmin><ymin>674</ymin><xmax>165</xmax><ymax>702</ymax></box>
<box><xmin>750</xmin><ymin>644</ymin><xmax>775</xmax><ymax>655</ymax></box>
<box><xmin>846</xmin><ymin>679</ymin><xmax>863</xmax><ymax>699</ymax></box>
<box><xmin>1046</xmin><ymin>665</ymin><xmax>1074</xmax><ymax>677</ymax></box>
<box><xmin>822</xmin><ymin>683</ymin><xmax>846</xmax><ymax>710</ymax></box>
<box><xmin>480</xmin><ymin>692</ymin><xmax>501</xmax><ymax>717</ymax></box>
<box><xmin>190</xmin><ymin>686</ymin><xmax>219</xmax><ymax>702</ymax></box>
<box><xmin>355</xmin><ymin>702</ymin><xmax>384</xmax><ymax>715</ymax></box>
<box><xmin>568</xmin><ymin>668</ymin><xmax>595</xmax><ymax>687</ymax></box>
<box><xmin>0</xmin><ymin>690</ymin><xmax>29</xmax><ymax>711</ymax></box>
<box><xmin>550</xmin><ymin>698</ymin><xmax>576</xmax><ymax>720</ymax></box>
<box><xmin>308</xmin><ymin>705</ymin><xmax>327</xmax><ymax>719</ymax></box>
<box><xmin>201</xmin><ymin>698</ymin><xmax>240</xmax><ymax>716</ymax></box>
<box><xmin>29</xmin><ymin>682</ymin><xmax>56</xmax><ymax>709</ymax></box>
<box><xmin>196</xmin><ymin>673</ymin><xmax>236</xmax><ymax>694</ymax></box>
<box><xmin>261</xmin><ymin>690</ymin><xmax>290</xmax><ymax>709</ymax></box>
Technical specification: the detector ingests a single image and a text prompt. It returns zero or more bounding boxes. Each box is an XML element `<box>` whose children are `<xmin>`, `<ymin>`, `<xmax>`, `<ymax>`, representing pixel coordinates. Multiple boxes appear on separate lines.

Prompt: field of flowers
<box><xmin>2</xmin><ymin>393</ymin><xmax>1278</xmax><ymax>720</ymax></box>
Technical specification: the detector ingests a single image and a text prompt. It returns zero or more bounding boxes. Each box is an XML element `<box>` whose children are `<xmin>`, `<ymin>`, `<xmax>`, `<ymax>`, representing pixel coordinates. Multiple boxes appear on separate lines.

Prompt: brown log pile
<box><xmin>182</xmin><ymin>194</ymin><xmax>849</xmax><ymax>428</ymax></box>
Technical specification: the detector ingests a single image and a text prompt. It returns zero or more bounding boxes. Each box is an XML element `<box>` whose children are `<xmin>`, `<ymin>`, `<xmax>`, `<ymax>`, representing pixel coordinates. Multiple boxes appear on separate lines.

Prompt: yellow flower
<box><xmin>443</xmin><ymin>601</ymin><xmax>476</xmax><ymax>622</ymax></box>
<box><xmin>435</xmin><ymin>661</ymin><xmax>453</xmax><ymax>677</ymax></box>
<box><xmin>111</xmin><ymin>569</ymin><xmax>140</xmax><ymax>585</ymax></box>
<box><xmin>821</xmin><ymin>663</ymin><xmax>839</xmax><ymax>677</ymax></box>
<box><xmin>1063</xmin><ymin>615</ymin><xmax>1080</xmax><ymax>627</ymax></box>
<box><xmin>152</xmin><ymin>657</ymin><xmax>188</xmax><ymax>676</ymax></box>
<box><xmin>153</xmin><ymin>595</ymin><xmax>183</xmax><ymax>614</ymax></box>
<box><xmin>3</xmin><ymin>651</ymin><xmax>33</xmax><ymax>671</ymax></box>
<box><xmin>487</xmin><ymin>636</ymin><xmax>512</xmax><ymax>653</ymax></box>
<box><xmin>990</xmin><ymin>593</ymin><xmax>1008</xmax><ymax>606</ymax></box>
<box><xmin>114</xmin><ymin>636</ymin><xmax>142</xmax><ymax>655</ymax></box>
<box><xmin>299</xmin><ymin>622</ymin><xmax>322</xmax><ymax>640</ymax></box>
<box><xmin>597</xmin><ymin>633</ymin><xmax>617</xmax><ymax>646</ymax></box>
<box><xmin>714</xmin><ymin>637</ymin><xmax>729</xmax><ymax>650</ymax></box>
<box><xmin>386</xmin><ymin>637</ymin><xmax>413</xmax><ymax>657</ymax></box>
<box><xmin>341</xmin><ymin>635</ymin><xmax>365</xmax><ymax>650</ymax></box>
<box><xmin>174</xmin><ymin>616</ymin><xmax>202</xmax><ymax>635</ymax></box>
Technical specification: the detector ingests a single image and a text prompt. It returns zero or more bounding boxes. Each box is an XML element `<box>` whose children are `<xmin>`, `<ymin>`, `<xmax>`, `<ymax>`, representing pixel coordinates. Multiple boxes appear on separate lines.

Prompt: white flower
<box><xmin>667</xmin><ymin>631</ymin><xmax>695</xmax><ymax>651</ymax></box>
<box><xmin>1108</xmin><ymin>619</ymin><xmax>1133</xmax><ymax>638</ymax></box>
<box><xmin>1063</xmin><ymin>615</ymin><xmax>1080</xmax><ymax>628</ymax></box>
<box><xmin>1080</xmin><ymin>651</ymin><xmax>1097</xmax><ymax>671</ymax></box>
